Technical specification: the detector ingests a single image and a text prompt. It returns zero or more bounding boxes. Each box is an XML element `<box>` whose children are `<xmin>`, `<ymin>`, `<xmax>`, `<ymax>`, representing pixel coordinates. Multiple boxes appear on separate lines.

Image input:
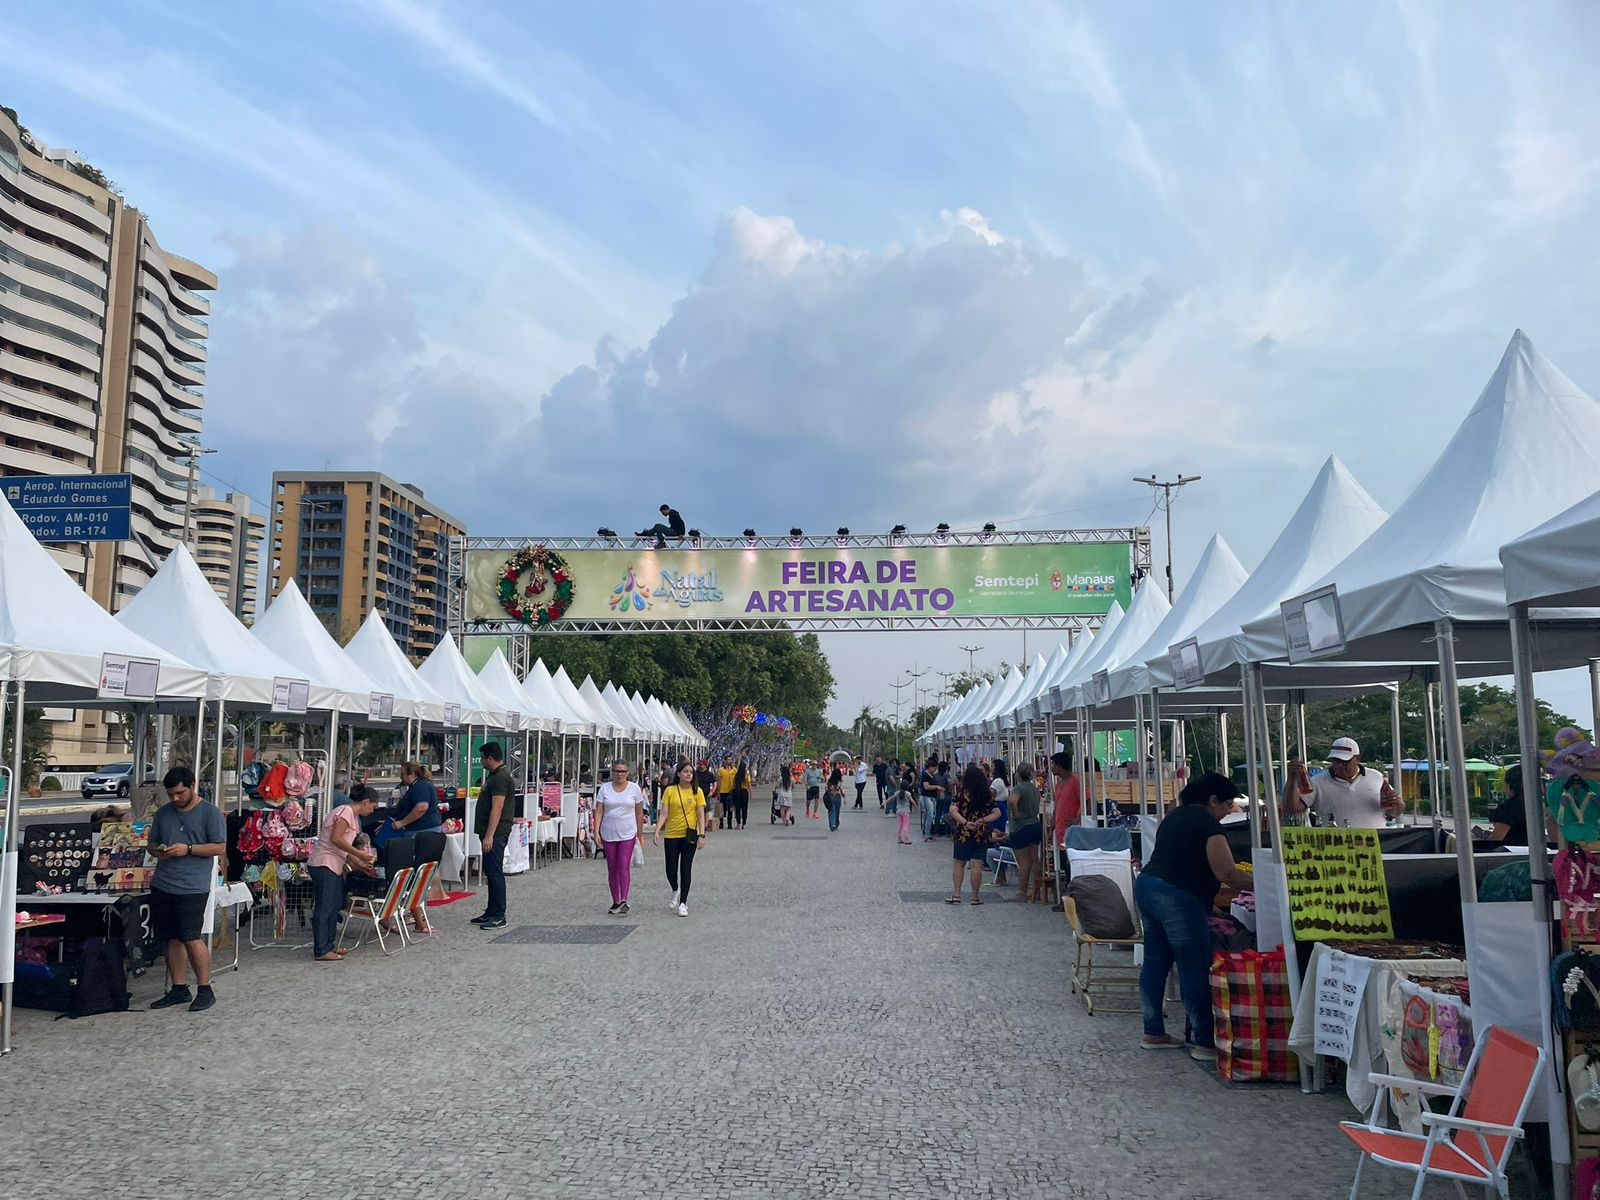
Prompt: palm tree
<box><xmin>851</xmin><ymin>705</ymin><xmax>892</xmax><ymax>760</ymax></box>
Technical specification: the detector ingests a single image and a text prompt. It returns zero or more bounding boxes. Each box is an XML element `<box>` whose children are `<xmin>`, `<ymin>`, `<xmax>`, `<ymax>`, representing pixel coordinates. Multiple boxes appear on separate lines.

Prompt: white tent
<box><xmin>1005</xmin><ymin>642</ymin><xmax>1071</xmax><ymax>725</ymax></box>
<box><xmin>1183</xmin><ymin>456</ymin><xmax>1387</xmax><ymax>685</ymax></box>
<box><xmin>0</xmin><ymin>493</ymin><xmax>205</xmax><ymax>702</ymax></box>
<box><xmin>1059</xmin><ymin>583</ymin><xmax>1172</xmax><ymax>710</ymax></box>
<box><xmin>416</xmin><ymin>637</ymin><xmax>500</xmax><ymax>728</ymax></box>
<box><xmin>1501</xmin><ymin>487</ymin><xmax>1600</xmax><ymax>609</ymax></box>
<box><xmin>552</xmin><ymin>665</ymin><xmax>612</xmax><ymax>737</ymax></box>
<box><xmin>343</xmin><ymin>608</ymin><xmax>456</xmax><ymax>726</ymax></box>
<box><xmin>584</xmin><ymin>677</ymin><xmax>635</xmax><ymax>738</ymax></box>
<box><xmin>252</xmin><ymin>578</ymin><xmax>382</xmax><ymax>718</ymax></box>
<box><xmin>929</xmin><ymin>680</ymin><xmax>989</xmax><ymax>744</ymax></box>
<box><xmin>476</xmin><ymin>648</ymin><xmax>549</xmax><ymax>733</ymax></box>
<box><xmin>1106</xmin><ymin>534</ymin><xmax>1249</xmax><ymax>702</ymax></box>
<box><xmin>998</xmin><ymin>653</ymin><xmax>1049</xmax><ymax>731</ymax></box>
<box><xmin>520</xmin><ymin>660</ymin><xmax>584</xmax><ymax>732</ymax></box>
<box><xmin>117</xmin><ymin>545</ymin><xmax>318</xmax><ymax>709</ymax></box>
<box><xmin>1239</xmin><ymin>331</ymin><xmax>1600</xmax><ymax>675</ymax></box>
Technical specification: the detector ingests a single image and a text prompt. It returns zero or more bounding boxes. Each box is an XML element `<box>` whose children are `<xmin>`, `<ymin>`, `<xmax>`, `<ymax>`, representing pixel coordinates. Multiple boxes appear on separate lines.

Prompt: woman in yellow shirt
<box><xmin>653</xmin><ymin>762</ymin><xmax>708</xmax><ymax>917</ymax></box>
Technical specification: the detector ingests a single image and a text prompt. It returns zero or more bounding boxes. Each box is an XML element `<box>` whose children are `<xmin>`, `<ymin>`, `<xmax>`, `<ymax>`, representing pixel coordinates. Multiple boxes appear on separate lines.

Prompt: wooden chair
<box><xmin>1340</xmin><ymin>1024</ymin><xmax>1544</xmax><ymax>1200</ymax></box>
<box><xmin>1061</xmin><ymin>856</ymin><xmax>1142</xmax><ymax>1016</ymax></box>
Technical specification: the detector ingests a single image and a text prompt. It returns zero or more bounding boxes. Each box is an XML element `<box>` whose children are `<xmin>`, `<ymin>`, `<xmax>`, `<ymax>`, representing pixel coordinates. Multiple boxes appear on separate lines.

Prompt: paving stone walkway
<box><xmin>1</xmin><ymin>804</ymin><xmax>1417</xmax><ymax>1199</ymax></box>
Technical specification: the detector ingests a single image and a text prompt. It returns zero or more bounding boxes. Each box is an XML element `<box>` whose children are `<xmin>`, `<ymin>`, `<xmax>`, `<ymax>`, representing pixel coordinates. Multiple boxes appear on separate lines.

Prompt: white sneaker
<box><xmin>677</xmin><ymin>902</ymin><xmax>689</xmax><ymax>917</ymax></box>
<box><xmin>668</xmin><ymin>890</ymin><xmax>678</xmax><ymax>909</ymax></box>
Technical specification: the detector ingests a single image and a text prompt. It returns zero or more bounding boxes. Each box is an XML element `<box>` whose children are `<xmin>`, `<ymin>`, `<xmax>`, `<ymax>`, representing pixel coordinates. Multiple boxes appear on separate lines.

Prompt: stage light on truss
<box><xmin>835</xmin><ymin>526</ymin><xmax>850</xmax><ymax>547</ymax></box>
<box><xmin>597</xmin><ymin>527</ymin><xmax>617</xmax><ymax>539</ymax></box>
<box><xmin>687</xmin><ymin>528</ymin><xmax>703</xmax><ymax>548</ymax></box>
<box><xmin>742</xmin><ymin>528</ymin><xmax>758</xmax><ymax>548</ymax></box>
<box><xmin>934</xmin><ymin>522</ymin><xmax>950</xmax><ymax>545</ymax></box>
<box><xmin>890</xmin><ymin>523</ymin><xmax>907</xmax><ymax>541</ymax></box>
<box><xmin>789</xmin><ymin>527</ymin><xmax>804</xmax><ymax>548</ymax></box>
<box><xmin>981</xmin><ymin>522</ymin><xmax>996</xmax><ymax>543</ymax></box>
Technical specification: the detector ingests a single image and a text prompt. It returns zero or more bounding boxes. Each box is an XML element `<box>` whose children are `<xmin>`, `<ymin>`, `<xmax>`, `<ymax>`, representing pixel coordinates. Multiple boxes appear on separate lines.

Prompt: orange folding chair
<box><xmin>339</xmin><ymin>866</ymin><xmax>414</xmax><ymax>957</ymax></box>
<box><xmin>1340</xmin><ymin>1024</ymin><xmax>1544</xmax><ymax>1200</ymax></box>
<box><xmin>403</xmin><ymin>860</ymin><xmax>437</xmax><ymax>942</ymax></box>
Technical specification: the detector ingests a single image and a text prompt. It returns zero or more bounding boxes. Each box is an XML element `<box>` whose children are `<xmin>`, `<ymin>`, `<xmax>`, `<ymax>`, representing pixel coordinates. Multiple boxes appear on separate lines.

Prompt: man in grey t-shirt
<box><xmin>147</xmin><ymin>766</ymin><xmax>228</xmax><ymax>1012</ymax></box>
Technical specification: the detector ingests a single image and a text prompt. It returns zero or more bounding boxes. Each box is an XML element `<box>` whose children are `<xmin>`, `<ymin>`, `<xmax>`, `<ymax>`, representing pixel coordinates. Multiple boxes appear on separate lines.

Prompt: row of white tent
<box><xmin>0</xmin><ymin>488</ymin><xmax>705</xmax><ymax>748</ymax></box>
<box><xmin>921</xmin><ymin>329</ymin><xmax>1600</xmax><ymax>747</ymax></box>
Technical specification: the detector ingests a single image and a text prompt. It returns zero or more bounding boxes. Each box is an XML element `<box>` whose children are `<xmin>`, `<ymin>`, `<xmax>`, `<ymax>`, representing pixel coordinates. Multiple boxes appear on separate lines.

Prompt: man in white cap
<box><xmin>1281</xmin><ymin>737</ymin><xmax>1404</xmax><ymax>829</ymax></box>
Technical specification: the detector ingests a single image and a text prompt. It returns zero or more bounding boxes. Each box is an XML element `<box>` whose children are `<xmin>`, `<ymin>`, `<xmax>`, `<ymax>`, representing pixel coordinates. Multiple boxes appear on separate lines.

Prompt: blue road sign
<box><xmin>3</xmin><ymin>473</ymin><xmax>133</xmax><ymax>542</ymax></box>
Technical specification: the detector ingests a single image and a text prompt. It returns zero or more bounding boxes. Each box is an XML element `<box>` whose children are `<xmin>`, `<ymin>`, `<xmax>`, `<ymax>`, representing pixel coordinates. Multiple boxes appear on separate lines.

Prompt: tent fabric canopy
<box><xmin>1500</xmin><ymin>486</ymin><xmax>1600</xmax><ymax>609</ymax></box>
<box><xmin>343</xmin><ymin>609</ymin><xmax>456</xmax><ymax>726</ymax></box>
<box><xmin>520</xmin><ymin>660</ymin><xmax>586</xmax><ymax>733</ymax></box>
<box><xmin>1058</xmin><ymin>582</ymin><xmax>1172</xmax><ymax>711</ymax></box>
<box><xmin>1239</xmin><ymin>331</ymin><xmax>1600</xmax><ymax>679</ymax></box>
<box><xmin>251</xmin><ymin>578</ymin><xmax>382</xmax><ymax>718</ymax></box>
<box><xmin>475</xmin><ymin>648</ymin><xmax>549</xmax><ymax>733</ymax></box>
<box><xmin>415</xmin><ymin>637</ymin><xmax>499</xmax><ymax>728</ymax></box>
<box><xmin>551</xmin><ymin>665</ymin><xmax>611</xmax><ymax>737</ymax></box>
<box><xmin>0</xmin><ymin>493</ymin><xmax>206</xmax><ymax>701</ymax></box>
<box><xmin>117</xmin><ymin>545</ymin><xmax>321</xmax><ymax>709</ymax></box>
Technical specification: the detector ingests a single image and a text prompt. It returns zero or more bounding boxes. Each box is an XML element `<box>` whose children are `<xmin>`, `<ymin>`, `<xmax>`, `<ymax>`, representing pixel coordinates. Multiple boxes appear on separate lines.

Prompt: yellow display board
<box><xmin>1281</xmin><ymin>827</ymin><xmax>1393</xmax><ymax>941</ymax></box>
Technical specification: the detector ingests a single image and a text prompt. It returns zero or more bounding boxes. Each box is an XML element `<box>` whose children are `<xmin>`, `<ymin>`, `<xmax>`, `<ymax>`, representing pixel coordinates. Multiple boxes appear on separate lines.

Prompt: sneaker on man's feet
<box><xmin>470</xmin><ymin>913</ymin><xmax>491</xmax><ymax>924</ymax></box>
<box><xmin>617</xmin><ymin>901</ymin><xmax>629</xmax><ymax>915</ymax></box>
<box><xmin>677</xmin><ymin>902</ymin><xmax>689</xmax><ymax>917</ymax></box>
<box><xmin>188</xmin><ymin>988</ymin><xmax>216</xmax><ymax>1013</ymax></box>
<box><xmin>608</xmin><ymin>902</ymin><xmax>620</xmax><ymax>915</ymax></box>
<box><xmin>150</xmin><ymin>985</ymin><xmax>191</xmax><ymax>1010</ymax></box>
<box><xmin>479</xmin><ymin>918</ymin><xmax>508</xmax><ymax>930</ymax></box>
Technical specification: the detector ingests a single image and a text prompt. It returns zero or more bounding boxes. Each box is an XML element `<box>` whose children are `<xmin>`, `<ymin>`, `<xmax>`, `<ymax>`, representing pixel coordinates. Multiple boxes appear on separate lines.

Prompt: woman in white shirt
<box><xmin>593</xmin><ymin>760</ymin><xmax>646</xmax><ymax>915</ymax></box>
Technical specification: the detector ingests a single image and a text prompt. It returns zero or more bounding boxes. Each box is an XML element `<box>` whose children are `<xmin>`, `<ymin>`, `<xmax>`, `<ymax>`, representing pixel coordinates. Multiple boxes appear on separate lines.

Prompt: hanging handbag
<box><xmin>674</xmin><ymin>786</ymin><xmax>700</xmax><ymax>848</ymax></box>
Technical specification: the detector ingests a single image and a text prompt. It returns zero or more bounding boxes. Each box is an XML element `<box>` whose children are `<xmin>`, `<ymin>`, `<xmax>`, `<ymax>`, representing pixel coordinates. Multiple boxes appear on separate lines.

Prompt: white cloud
<box><xmin>1500</xmin><ymin>120</ymin><xmax>1600</xmax><ymax>224</ymax></box>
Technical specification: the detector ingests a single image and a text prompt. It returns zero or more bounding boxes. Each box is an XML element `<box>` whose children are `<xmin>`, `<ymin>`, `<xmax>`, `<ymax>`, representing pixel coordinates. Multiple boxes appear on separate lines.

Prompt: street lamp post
<box><xmin>1133</xmin><ymin>473</ymin><xmax>1201</xmax><ymax>601</ymax></box>
<box><xmin>890</xmin><ymin>677</ymin><xmax>912</xmax><ymax>761</ymax></box>
<box><xmin>179</xmin><ymin>445</ymin><xmax>217</xmax><ymax>546</ymax></box>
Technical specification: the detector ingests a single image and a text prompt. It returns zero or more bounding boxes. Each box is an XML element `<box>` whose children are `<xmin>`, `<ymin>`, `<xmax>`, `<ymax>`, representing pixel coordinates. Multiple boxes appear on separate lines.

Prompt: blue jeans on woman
<box><xmin>309</xmin><ymin>865</ymin><xmax>346</xmax><ymax>957</ymax></box>
<box><xmin>826</xmin><ymin>794</ymin><xmax>842</xmax><ymax>831</ymax></box>
<box><xmin>1133</xmin><ymin>872</ymin><xmax>1215</xmax><ymax>1048</ymax></box>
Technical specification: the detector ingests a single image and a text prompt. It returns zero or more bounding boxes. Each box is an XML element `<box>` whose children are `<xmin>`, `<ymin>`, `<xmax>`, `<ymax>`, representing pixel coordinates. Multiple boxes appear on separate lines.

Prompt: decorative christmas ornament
<box><xmin>498</xmin><ymin>545</ymin><xmax>576</xmax><ymax>626</ymax></box>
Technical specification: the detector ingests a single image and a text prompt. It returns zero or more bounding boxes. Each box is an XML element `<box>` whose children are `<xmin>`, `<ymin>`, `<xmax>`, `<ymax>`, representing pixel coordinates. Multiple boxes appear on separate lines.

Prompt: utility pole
<box><xmin>907</xmin><ymin>667</ymin><xmax>928</xmax><ymax>742</ymax></box>
<box><xmin>1133</xmin><ymin>473</ymin><xmax>1201</xmax><ymax>601</ymax></box>
<box><xmin>889</xmin><ymin>677</ymin><xmax>913</xmax><ymax>761</ymax></box>
<box><xmin>936</xmin><ymin>670</ymin><xmax>956</xmax><ymax>700</ymax></box>
<box><xmin>180</xmin><ymin>445</ymin><xmax>217</xmax><ymax>547</ymax></box>
<box><xmin>958</xmin><ymin>644</ymin><xmax>982</xmax><ymax>675</ymax></box>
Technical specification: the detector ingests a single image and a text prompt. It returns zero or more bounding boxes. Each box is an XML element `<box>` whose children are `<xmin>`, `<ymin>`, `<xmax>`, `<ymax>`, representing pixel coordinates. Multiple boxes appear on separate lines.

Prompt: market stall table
<box><xmin>1286</xmin><ymin>941</ymin><xmax>1465</xmax><ymax>1111</ymax></box>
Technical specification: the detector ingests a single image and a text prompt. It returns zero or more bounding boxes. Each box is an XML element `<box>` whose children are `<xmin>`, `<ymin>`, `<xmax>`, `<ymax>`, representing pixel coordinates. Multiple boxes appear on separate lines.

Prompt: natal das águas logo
<box><xmin>608</xmin><ymin>564</ymin><xmax>725</xmax><ymax>615</ymax></box>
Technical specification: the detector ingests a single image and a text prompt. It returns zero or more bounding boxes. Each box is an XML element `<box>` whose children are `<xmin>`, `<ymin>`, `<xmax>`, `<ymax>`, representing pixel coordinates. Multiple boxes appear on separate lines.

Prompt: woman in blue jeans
<box><xmin>1134</xmin><ymin>772</ymin><xmax>1253</xmax><ymax>1061</ymax></box>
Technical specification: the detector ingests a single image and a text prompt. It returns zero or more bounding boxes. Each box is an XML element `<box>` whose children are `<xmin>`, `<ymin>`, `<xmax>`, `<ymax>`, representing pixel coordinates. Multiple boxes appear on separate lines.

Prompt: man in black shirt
<box><xmin>472</xmin><ymin>742</ymin><xmax>516</xmax><ymax>931</ymax></box>
<box><xmin>873</xmin><ymin>756</ymin><xmax>889</xmax><ymax>808</ymax></box>
<box><xmin>637</xmin><ymin>504</ymin><xmax>687</xmax><ymax>549</ymax></box>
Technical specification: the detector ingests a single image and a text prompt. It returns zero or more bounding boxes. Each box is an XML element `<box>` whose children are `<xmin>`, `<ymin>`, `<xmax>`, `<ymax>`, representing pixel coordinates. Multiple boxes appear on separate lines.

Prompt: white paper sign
<box><xmin>1168</xmin><ymin>638</ymin><xmax>1206</xmax><ymax>690</ymax></box>
<box><xmin>1091</xmin><ymin>671</ymin><xmax>1110</xmax><ymax>704</ymax></box>
<box><xmin>1313</xmin><ymin>949</ymin><xmax>1374</xmax><ymax>1060</ymax></box>
<box><xmin>1282</xmin><ymin>584</ymin><xmax>1346</xmax><ymax>663</ymax></box>
<box><xmin>99</xmin><ymin>653</ymin><xmax>160</xmax><ymax>701</ymax></box>
<box><xmin>506</xmin><ymin>710</ymin><xmax>520</xmax><ymax>729</ymax></box>
<box><xmin>368</xmin><ymin>693</ymin><xmax>394</xmax><ymax>722</ymax></box>
<box><xmin>271</xmin><ymin>677</ymin><xmax>310</xmax><ymax>714</ymax></box>
<box><xmin>1049</xmin><ymin>686</ymin><xmax>1063</xmax><ymax>710</ymax></box>
<box><xmin>444</xmin><ymin>702</ymin><xmax>461</xmax><ymax>726</ymax></box>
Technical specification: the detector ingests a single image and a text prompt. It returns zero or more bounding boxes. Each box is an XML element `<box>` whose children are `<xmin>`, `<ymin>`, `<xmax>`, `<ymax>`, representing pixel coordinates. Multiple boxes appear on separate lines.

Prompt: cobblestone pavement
<box><xmin>1</xmin><ymin>806</ymin><xmax>1415</xmax><ymax>1200</ymax></box>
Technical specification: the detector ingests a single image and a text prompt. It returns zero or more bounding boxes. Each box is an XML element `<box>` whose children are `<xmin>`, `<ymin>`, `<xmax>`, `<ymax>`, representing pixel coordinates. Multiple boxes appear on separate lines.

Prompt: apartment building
<box><xmin>1</xmin><ymin>104</ymin><xmax>218</xmax><ymax>768</ymax></box>
<box><xmin>268</xmin><ymin>471</ymin><xmax>464</xmax><ymax>659</ymax></box>
<box><xmin>1</xmin><ymin>105</ymin><xmax>216</xmax><ymax>607</ymax></box>
<box><xmin>191</xmin><ymin>486</ymin><xmax>265</xmax><ymax>621</ymax></box>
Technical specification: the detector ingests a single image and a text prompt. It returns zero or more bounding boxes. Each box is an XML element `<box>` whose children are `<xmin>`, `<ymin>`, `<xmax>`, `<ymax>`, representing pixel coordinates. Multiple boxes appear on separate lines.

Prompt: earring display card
<box><xmin>91</xmin><ymin>822</ymin><xmax>151</xmax><ymax>873</ymax></box>
<box><xmin>1281</xmin><ymin>826</ymin><xmax>1394</xmax><ymax>942</ymax></box>
<box><xmin>18</xmin><ymin>821</ymin><xmax>94</xmax><ymax>895</ymax></box>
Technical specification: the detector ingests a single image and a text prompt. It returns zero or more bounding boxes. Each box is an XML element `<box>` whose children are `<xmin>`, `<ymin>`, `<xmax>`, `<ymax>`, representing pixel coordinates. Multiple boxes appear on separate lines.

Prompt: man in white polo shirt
<box><xmin>1281</xmin><ymin>737</ymin><xmax>1403</xmax><ymax>829</ymax></box>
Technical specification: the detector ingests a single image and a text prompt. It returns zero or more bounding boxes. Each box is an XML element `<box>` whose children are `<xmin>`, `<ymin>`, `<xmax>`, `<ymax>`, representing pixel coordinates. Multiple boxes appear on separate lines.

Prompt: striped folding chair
<box><xmin>403</xmin><ymin>860</ymin><xmax>437</xmax><ymax>942</ymax></box>
<box><xmin>340</xmin><ymin>866</ymin><xmax>414</xmax><ymax>957</ymax></box>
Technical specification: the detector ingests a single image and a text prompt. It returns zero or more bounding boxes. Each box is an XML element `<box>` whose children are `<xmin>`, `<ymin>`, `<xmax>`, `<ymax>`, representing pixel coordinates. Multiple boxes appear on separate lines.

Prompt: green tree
<box><xmin>2</xmin><ymin>706</ymin><xmax>52</xmax><ymax>790</ymax></box>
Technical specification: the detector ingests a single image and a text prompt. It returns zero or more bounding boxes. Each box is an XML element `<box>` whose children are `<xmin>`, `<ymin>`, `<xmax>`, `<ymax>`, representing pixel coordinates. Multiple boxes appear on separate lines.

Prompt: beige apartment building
<box><xmin>269</xmin><ymin>472</ymin><xmax>464</xmax><ymax>660</ymax></box>
<box><xmin>192</xmin><ymin>486</ymin><xmax>265</xmax><ymax>621</ymax></box>
<box><xmin>1</xmin><ymin>105</ymin><xmax>222</xmax><ymax>769</ymax></box>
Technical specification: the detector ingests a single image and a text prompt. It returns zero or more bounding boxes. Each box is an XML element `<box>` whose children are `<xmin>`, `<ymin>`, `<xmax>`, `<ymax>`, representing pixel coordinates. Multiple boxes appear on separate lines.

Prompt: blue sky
<box><xmin>6</xmin><ymin>2</ymin><xmax>1600</xmax><ymax>727</ymax></box>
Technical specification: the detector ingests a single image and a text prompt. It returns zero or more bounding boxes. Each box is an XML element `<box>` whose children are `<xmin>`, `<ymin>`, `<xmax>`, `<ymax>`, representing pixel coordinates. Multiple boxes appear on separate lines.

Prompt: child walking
<box><xmin>894</xmin><ymin>780</ymin><xmax>914</xmax><ymax>844</ymax></box>
<box><xmin>773</xmin><ymin>770</ymin><xmax>794</xmax><ymax>826</ymax></box>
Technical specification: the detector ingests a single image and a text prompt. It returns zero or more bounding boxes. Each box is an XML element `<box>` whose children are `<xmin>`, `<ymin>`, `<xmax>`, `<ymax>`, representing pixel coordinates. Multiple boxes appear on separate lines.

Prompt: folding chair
<box><xmin>405</xmin><ymin>831</ymin><xmax>446</xmax><ymax>941</ymax></box>
<box><xmin>340</xmin><ymin>866</ymin><xmax>414</xmax><ymax>957</ymax></box>
<box><xmin>986</xmin><ymin>846</ymin><xmax>1018</xmax><ymax>887</ymax></box>
<box><xmin>1340</xmin><ymin>1024</ymin><xmax>1544</xmax><ymax>1200</ymax></box>
<box><xmin>1061</xmin><ymin>850</ymin><xmax>1141</xmax><ymax>1016</ymax></box>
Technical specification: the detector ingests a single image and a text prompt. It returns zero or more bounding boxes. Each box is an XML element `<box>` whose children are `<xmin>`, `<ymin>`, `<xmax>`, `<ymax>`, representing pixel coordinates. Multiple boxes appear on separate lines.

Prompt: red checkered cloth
<box><xmin>1209</xmin><ymin>948</ymin><xmax>1295</xmax><ymax>1083</ymax></box>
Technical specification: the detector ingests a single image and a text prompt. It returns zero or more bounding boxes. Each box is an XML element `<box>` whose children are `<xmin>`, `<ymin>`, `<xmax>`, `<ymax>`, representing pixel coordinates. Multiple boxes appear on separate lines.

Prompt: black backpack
<box><xmin>66</xmin><ymin>937</ymin><xmax>131</xmax><ymax>1019</ymax></box>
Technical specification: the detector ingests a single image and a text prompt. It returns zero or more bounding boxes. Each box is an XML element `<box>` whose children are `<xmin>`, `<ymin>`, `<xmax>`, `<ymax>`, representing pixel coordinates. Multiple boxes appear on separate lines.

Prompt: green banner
<box><xmin>465</xmin><ymin>542</ymin><xmax>1130</xmax><ymax>626</ymax></box>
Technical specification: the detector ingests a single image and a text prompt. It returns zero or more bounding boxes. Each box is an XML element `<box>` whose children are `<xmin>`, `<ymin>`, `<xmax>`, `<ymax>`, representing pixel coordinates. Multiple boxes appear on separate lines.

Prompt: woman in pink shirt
<box><xmin>309</xmin><ymin>788</ymin><xmax>380</xmax><ymax>961</ymax></box>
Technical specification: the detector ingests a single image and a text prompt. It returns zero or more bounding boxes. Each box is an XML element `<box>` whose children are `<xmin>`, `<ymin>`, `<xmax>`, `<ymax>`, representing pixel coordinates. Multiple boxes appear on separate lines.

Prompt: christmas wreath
<box><xmin>498</xmin><ymin>545</ymin><xmax>575</xmax><ymax>626</ymax></box>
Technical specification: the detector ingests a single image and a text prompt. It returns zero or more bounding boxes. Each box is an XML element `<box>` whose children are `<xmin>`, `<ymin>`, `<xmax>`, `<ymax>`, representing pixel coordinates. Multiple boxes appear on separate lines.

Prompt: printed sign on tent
<box><xmin>1281</xmin><ymin>584</ymin><xmax>1346</xmax><ymax>663</ymax></box>
<box><xmin>1091</xmin><ymin>671</ymin><xmax>1111</xmax><ymax>704</ymax></box>
<box><xmin>99</xmin><ymin>653</ymin><xmax>160</xmax><ymax>702</ymax></box>
<box><xmin>1168</xmin><ymin>638</ymin><xmax>1206</xmax><ymax>690</ymax></box>
<box><xmin>272</xmin><ymin>677</ymin><xmax>310</xmax><ymax>715</ymax></box>
<box><xmin>1281</xmin><ymin>826</ymin><xmax>1393</xmax><ymax>941</ymax></box>
<box><xmin>1313</xmin><ymin>950</ymin><xmax>1374</xmax><ymax>1059</ymax></box>
<box><xmin>368</xmin><ymin>693</ymin><xmax>394</xmax><ymax>722</ymax></box>
<box><xmin>444</xmin><ymin>703</ymin><xmax>461</xmax><ymax>726</ymax></box>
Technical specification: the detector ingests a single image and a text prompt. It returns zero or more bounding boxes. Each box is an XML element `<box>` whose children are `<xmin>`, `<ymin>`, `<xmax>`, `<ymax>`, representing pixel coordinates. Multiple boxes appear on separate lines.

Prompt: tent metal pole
<box><xmin>2</xmin><ymin>678</ymin><xmax>26</xmax><ymax>1056</ymax></box>
<box><xmin>1389</xmin><ymin>685</ymin><xmax>1404</xmax><ymax>801</ymax></box>
<box><xmin>1253</xmin><ymin>666</ymin><xmax>1281</xmax><ymax>822</ymax></box>
<box><xmin>1590</xmin><ymin>658</ymin><xmax>1600</xmax><ymax>735</ymax></box>
<box><xmin>1083</xmin><ymin>705</ymin><xmax>1097</xmax><ymax>823</ymax></box>
<box><xmin>1423</xmin><ymin>681</ymin><xmax>1442</xmax><ymax>833</ymax></box>
<box><xmin>194</xmin><ymin>697</ymin><xmax>207</xmax><ymax>783</ymax></box>
<box><xmin>1277</xmin><ymin>706</ymin><xmax>1290</xmax><ymax>790</ymax></box>
<box><xmin>1148</xmin><ymin>689</ymin><xmax>1164</xmax><ymax>811</ymax></box>
<box><xmin>1217</xmin><ymin>711</ymin><xmax>1229</xmax><ymax>782</ymax></box>
<box><xmin>1294</xmin><ymin>695</ymin><xmax>1307</xmax><ymax>762</ymax></box>
<box><xmin>1434</xmin><ymin>619</ymin><xmax>1476</xmax><ymax>903</ymax></box>
<box><xmin>1134</xmin><ymin>694</ymin><xmax>1148</xmax><ymax>817</ymax></box>
<box><xmin>1239</xmin><ymin>668</ymin><xmax>1262</xmax><ymax>848</ymax></box>
<box><xmin>213</xmin><ymin>701</ymin><xmax>226</xmax><ymax>810</ymax></box>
